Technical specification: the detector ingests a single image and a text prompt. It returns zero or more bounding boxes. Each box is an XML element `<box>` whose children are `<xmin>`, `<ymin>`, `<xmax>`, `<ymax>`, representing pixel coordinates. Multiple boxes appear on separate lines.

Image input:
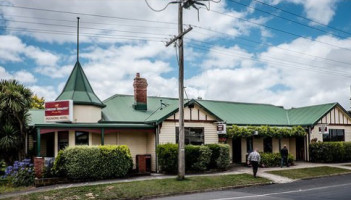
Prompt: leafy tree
<box><xmin>0</xmin><ymin>80</ymin><xmax>32</xmax><ymax>164</ymax></box>
<box><xmin>31</xmin><ymin>94</ymin><xmax>45</xmax><ymax>109</ymax></box>
<box><xmin>0</xmin><ymin>124</ymin><xmax>21</xmax><ymax>164</ymax></box>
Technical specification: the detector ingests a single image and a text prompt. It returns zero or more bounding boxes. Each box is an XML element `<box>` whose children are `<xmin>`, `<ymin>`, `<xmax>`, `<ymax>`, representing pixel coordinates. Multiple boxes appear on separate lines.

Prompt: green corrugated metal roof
<box><xmin>287</xmin><ymin>103</ymin><xmax>337</xmax><ymax>126</ymax></box>
<box><xmin>56</xmin><ymin>61</ymin><xmax>105</xmax><ymax>108</ymax></box>
<box><xmin>29</xmin><ymin>94</ymin><xmax>342</xmax><ymax>128</ymax></box>
<box><xmin>102</xmin><ymin>94</ymin><xmax>180</xmax><ymax>124</ymax></box>
<box><xmin>196</xmin><ymin>100</ymin><xmax>289</xmax><ymax>126</ymax></box>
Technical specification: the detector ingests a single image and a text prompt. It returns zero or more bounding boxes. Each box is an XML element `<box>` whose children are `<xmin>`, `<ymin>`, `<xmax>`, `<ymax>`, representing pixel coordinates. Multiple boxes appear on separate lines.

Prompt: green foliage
<box><xmin>53</xmin><ymin>145</ymin><xmax>133</xmax><ymax>180</ymax></box>
<box><xmin>227</xmin><ymin>125</ymin><xmax>306</xmax><ymax>138</ymax></box>
<box><xmin>157</xmin><ymin>144</ymin><xmax>230</xmax><ymax>173</ymax></box>
<box><xmin>0</xmin><ymin>80</ymin><xmax>32</xmax><ymax>164</ymax></box>
<box><xmin>156</xmin><ymin>143</ymin><xmax>178</xmax><ymax>173</ymax></box>
<box><xmin>31</xmin><ymin>94</ymin><xmax>45</xmax><ymax>109</ymax></box>
<box><xmin>310</xmin><ymin>142</ymin><xmax>351</xmax><ymax>163</ymax></box>
<box><xmin>260</xmin><ymin>152</ymin><xmax>294</xmax><ymax>167</ymax></box>
<box><xmin>185</xmin><ymin>145</ymin><xmax>212</xmax><ymax>172</ymax></box>
<box><xmin>206</xmin><ymin>144</ymin><xmax>230</xmax><ymax>170</ymax></box>
<box><xmin>9</xmin><ymin>167</ymin><xmax>34</xmax><ymax>187</ymax></box>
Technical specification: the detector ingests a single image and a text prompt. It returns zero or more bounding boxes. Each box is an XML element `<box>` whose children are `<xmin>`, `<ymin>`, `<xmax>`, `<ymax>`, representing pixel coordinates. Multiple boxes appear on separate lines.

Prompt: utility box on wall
<box><xmin>136</xmin><ymin>154</ymin><xmax>151</xmax><ymax>174</ymax></box>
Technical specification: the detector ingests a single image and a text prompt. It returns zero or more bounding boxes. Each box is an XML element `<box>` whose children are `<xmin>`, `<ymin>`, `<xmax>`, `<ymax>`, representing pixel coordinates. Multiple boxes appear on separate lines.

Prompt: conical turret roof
<box><xmin>56</xmin><ymin>61</ymin><xmax>105</xmax><ymax>108</ymax></box>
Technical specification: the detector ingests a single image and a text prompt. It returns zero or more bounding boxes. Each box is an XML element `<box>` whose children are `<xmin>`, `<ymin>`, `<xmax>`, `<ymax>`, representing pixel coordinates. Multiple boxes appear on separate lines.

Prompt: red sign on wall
<box><xmin>45</xmin><ymin>100</ymin><xmax>73</xmax><ymax>122</ymax></box>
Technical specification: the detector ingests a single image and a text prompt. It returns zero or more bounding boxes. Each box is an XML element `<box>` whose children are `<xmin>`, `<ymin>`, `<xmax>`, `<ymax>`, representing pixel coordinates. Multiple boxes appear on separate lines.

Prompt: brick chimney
<box><xmin>133</xmin><ymin>73</ymin><xmax>148</xmax><ymax>110</ymax></box>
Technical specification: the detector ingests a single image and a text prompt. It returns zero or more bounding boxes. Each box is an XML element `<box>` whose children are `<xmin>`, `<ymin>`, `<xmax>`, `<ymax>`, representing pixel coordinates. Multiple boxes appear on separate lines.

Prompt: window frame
<box><xmin>176</xmin><ymin>127</ymin><xmax>205</xmax><ymax>145</ymax></box>
<box><xmin>323</xmin><ymin>129</ymin><xmax>345</xmax><ymax>142</ymax></box>
<box><xmin>75</xmin><ymin>131</ymin><xmax>89</xmax><ymax>145</ymax></box>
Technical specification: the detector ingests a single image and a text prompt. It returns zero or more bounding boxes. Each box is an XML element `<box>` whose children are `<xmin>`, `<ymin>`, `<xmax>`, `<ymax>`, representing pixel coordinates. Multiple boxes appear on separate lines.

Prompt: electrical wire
<box><xmin>145</xmin><ymin>0</ymin><xmax>178</xmax><ymax>12</ymax></box>
<box><xmin>253</xmin><ymin>0</ymin><xmax>351</xmax><ymax>36</ymax></box>
<box><xmin>1</xmin><ymin>14</ymin><xmax>177</xmax><ymax>30</ymax></box>
<box><xmin>227</xmin><ymin>0</ymin><xmax>346</xmax><ymax>39</ymax></box>
<box><xmin>191</xmin><ymin>25</ymin><xmax>351</xmax><ymax>66</ymax></box>
<box><xmin>0</xmin><ymin>4</ymin><xmax>177</xmax><ymax>25</ymax></box>
<box><xmin>0</xmin><ymin>19</ymin><xmax>174</xmax><ymax>37</ymax></box>
<box><xmin>209</xmin><ymin>9</ymin><xmax>351</xmax><ymax>52</ymax></box>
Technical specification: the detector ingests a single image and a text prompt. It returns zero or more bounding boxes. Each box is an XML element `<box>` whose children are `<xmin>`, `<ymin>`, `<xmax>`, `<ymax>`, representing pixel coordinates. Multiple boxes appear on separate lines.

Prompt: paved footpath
<box><xmin>1</xmin><ymin>162</ymin><xmax>351</xmax><ymax>199</ymax></box>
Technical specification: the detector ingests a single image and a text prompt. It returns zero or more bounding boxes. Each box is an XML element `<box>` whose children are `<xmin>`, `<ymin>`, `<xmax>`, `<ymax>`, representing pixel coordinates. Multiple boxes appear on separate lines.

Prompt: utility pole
<box><xmin>165</xmin><ymin>1</ymin><xmax>192</xmax><ymax>180</ymax></box>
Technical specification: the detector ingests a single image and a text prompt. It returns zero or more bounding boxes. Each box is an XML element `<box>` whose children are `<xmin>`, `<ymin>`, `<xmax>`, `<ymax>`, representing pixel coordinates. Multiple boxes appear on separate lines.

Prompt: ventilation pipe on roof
<box><xmin>133</xmin><ymin>73</ymin><xmax>148</xmax><ymax>111</ymax></box>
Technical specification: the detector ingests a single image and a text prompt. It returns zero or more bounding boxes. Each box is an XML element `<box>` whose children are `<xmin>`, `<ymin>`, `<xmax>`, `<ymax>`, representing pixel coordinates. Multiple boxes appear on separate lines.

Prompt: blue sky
<box><xmin>1</xmin><ymin>0</ymin><xmax>351</xmax><ymax>109</ymax></box>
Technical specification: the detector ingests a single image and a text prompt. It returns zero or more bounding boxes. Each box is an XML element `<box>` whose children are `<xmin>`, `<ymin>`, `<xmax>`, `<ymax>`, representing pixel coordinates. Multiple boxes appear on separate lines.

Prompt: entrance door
<box><xmin>296</xmin><ymin>137</ymin><xmax>305</xmax><ymax>160</ymax></box>
<box><xmin>232</xmin><ymin>138</ymin><xmax>242</xmax><ymax>163</ymax></box>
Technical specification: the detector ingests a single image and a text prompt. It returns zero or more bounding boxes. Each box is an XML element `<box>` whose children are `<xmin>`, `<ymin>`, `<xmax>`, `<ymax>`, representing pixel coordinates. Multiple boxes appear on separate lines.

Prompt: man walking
<box><xmin>247</xmin><ymin>149</ymin><xmax>261</xmax><ymax>178</ymax></box>
<box><xmin>280</xmin><ymin>144</ymin><xmax>289</xmax><ymax>167</ymax></box>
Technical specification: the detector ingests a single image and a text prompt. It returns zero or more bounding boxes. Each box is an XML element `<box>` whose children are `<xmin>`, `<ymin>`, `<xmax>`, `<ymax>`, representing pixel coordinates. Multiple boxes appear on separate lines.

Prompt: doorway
<box><xmin>296</xmin><ymin>137</ymin><xmax>305</xmax><ymax>160</ymax></box>
<box><xmin>232</xmin><ymin>138</ymin><xmax>242</xmax><ymax>163</ymax></box>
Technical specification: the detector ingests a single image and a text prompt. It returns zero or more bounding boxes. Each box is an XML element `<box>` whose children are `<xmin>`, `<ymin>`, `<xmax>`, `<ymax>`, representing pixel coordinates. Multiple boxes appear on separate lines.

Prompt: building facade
<box><xmin>28</xmin><ymin>61</ymin><xmax>351</xmax><ymax>172</ymax></box>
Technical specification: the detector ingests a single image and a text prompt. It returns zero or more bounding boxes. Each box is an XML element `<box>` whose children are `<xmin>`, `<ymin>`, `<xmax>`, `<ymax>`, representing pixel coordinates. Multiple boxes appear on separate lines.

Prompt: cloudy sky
<box><xmin>1</xmin><ymin>0</ymin><xmax>351</xmax><ymax>109</ymax></box>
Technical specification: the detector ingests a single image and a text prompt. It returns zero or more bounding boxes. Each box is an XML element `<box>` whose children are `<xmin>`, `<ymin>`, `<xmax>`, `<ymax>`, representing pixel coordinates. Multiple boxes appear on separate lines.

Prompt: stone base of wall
<box><xmin>35</xmin><ymin>177</ymin><xmax>69</xmax><ymax>187</ymax></box>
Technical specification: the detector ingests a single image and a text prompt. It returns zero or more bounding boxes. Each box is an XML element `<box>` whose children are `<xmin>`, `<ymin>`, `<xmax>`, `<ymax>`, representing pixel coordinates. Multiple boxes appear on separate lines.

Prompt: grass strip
<box><xmin>266</xmin><ymin>166</ymin><xmax>351</xmax><ymax>180</ymax></box>
<box><xmin>5</xmin><ymin>174</ymin><xmax>270</xmax><ymax>200</ymax></box>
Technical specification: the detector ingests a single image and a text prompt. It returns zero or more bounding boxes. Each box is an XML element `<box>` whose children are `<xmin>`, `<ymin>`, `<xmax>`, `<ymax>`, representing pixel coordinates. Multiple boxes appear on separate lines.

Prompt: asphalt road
<box><xmin>154</xmin><ymin>174</ymin><xmax>351</xmax><ymax>200</ymax></box>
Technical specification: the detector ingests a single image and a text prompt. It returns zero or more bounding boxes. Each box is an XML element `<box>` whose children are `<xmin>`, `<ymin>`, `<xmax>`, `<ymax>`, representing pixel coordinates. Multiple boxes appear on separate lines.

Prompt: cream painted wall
<box><xmin>253</xmin><ymin>138</ymin><xmax>263</xmax><ymax>152</ymax></box>
<box><xmin>311</xmin><ymin>124</ymin><xmax>351</xmax><ymax>142</ymax></box>
<box><xmin>68</xmin><ymin>131</ymin><xmax>75</xmax><ymax>146</ymax></box>
<box><xmin>172</xmin><ymin>104</ymin><xmax>216</xmax><ymax>121</ymax></box>
<box><xmin>92</xmin><ymin>133</ymin><xmax>101</xmax><ymax>145</ymax></box>
<box><xmin>159</xmin><ymin>121</ymin><xmax>218</xmax><ymax>145</ymax></box>
<box><xmin>73</xmin><ymin>105</ymin><xmax>101</xmax><ymax>123</ymax></box>
<box><xmin>98</xmin><ymin>132</ymin><xmax>156</xmax><ymax>171</ymax></box>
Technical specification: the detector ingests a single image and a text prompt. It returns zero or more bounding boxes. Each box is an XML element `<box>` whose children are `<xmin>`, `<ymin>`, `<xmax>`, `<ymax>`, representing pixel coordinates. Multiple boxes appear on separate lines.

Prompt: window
<box><xmin>75</xmin><ymin>131</ymin><xmax>89</xmax><ymax>145</ymax></box>
<box><xmin>323</xmin><ymin>129</ymin><xmax>345</xmax><ymax>142</ymax></box>
<box><xmin>264</xmin><ymin>137</ymin><xmax>272</xmax><ymax>153</ymax></box>
<box><xmin>58</xmin><ymin>131</ymin><xmax>69</xmax><ymax>150</ymax></box>
<box><xmin>246</xmin><ymin>137</ymin><xmax>253</xmax><ymax>153</ymax></box>
<box><xmin>176</xmin><ymin>127</ymin><xmax>204</xmax><ymax>145</ymax></box>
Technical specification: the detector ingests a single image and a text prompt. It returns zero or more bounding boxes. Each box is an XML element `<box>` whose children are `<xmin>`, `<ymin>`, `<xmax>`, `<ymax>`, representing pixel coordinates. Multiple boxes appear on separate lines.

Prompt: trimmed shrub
<box><xmin>185</xmin><ymin>145</ymin><xmax>212</xmax><ymax>172</ymax></box>
<box><xmin>53</xmin><ymin>145</ymin><xmax>133</xmax><ymax>180</ymax></box>
<box><xmin>156</xmin><ymin>143</ymin><xmax>178</xmax><ymax>174</ymax></box>
<box><xmin>206</xmin><ymin>144</ymin><xmax>230</xmax><ymax>170</ymax></box>
<box><xmin>157</xmin><ymin>144</ymin><xmax>227</xmax><ymax>173</ymax></box>
<box><xmin>260</xmin><ymin>153</ymin><xmax>294</xmax><ymax>167</ymax></box>
<box><xmin>310</xmin><ymin>142</ymin><xmax>351</xmax><ymax>163</ymax></box>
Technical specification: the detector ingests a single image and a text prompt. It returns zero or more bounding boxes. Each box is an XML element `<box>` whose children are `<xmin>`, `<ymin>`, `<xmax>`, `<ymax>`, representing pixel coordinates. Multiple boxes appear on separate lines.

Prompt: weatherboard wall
<box><xmin>159</xmin><ymin>105</ymin><xmax>218</xmax><ymax>145</ymax></box>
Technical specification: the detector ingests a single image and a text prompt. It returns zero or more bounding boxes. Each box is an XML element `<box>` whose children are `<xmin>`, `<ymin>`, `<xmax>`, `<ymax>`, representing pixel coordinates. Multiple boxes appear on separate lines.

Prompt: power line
<box><xmin>209</xmin><ymin>9</ymin><xmax>351</xmax><ymax>52</ymax></box>
<box><xmin>253</xmin><ymin>0</ymin><xmax>351</xmax><ymax>37</ymax></box>
<box><xmin>0</xmin><ymin>4</ymin><xmax>177</xmax><ymax>25</ymax></box>
<box><xmin>192</xmin><ymin>25</ymin><xmax>351</xmax><ymax>66</ymax></box>
<box><xmin>0</xmin><ymin>19</ymin><xmax>174</xmax><ymax>37</ymax></box>
<box><xmin>227</xmin><ymin>0</ymin><xmax>345</xmax><ymax>39</ymax></box>
<box><xmin>1</xmin><ymin>14</ymin><xmax>177</xmax><ymax>30</ymax></box>
<box><xmin>2</xmin><ymin>26</ymin><xmax>165</xmax><ymax>42</ymax></box>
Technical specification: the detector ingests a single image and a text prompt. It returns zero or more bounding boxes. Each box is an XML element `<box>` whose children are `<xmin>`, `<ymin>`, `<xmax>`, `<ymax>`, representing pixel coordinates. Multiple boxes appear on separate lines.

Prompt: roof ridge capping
<box><xmin>287</xmin><ymin>102</ymin><xmax>337</xmax><ymax>110</ymax></box>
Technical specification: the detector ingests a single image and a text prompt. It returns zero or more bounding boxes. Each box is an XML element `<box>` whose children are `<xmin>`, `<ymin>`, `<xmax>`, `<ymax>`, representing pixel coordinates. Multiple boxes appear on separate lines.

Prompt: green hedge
<box><xmin>260</xmin><ymin>152</ymin><xmax>294</xmax><ymax>167</ymax></box>
<box><xmin>53</xmin><ymin>145</ymin><xmax>133</xmax><ymax>180</ymax></box>
<box><xmin>157</xmin><ymin>144</ymin><xmax>230</xmax><ymax>173</ymax></box>
<box><xmin>185</xmin><ymin>145</ymin><xmax>212</xmax><ymax>171</ymax></box>
<box><xmin>205</xmin><ymin>144</ymin><xmax>230</xmax><ymax>170</ymax></box>
<box><xmin>310</xmin><ymin>142</ymin><xmax>351</xmax><ymax>163</ymax></box>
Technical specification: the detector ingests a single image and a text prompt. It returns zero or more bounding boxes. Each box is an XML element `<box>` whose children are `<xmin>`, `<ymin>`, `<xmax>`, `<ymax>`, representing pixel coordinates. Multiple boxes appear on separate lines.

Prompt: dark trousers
<box><xmin>281</xmin><ymin>156</ymin><xmax>289</xmax><ymax>167</ymax></box>
<box><xmin>251</xmin><ymin>161</ymin><xmax>258</xmax><ymax>177</ymax></box>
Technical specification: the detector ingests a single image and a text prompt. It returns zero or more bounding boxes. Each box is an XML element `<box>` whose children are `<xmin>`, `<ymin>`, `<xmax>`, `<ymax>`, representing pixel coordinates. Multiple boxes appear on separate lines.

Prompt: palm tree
<box><xmin>0</xmin><ymin>80</ymin><xmax>32</xmax><ymax>160</ymax></box>
<box><xmin>0</xmin><ymin>124</ymin><xmax>20</xmax><ymax>165</ymax></box>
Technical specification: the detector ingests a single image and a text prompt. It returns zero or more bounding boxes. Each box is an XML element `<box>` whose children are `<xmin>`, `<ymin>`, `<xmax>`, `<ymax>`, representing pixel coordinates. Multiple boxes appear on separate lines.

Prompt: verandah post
<box><xmin>101</xmin><ymin>128</ymin><xmax>104</xmax><ymax>145</ymax></box>
<box><xmin>37</xmin><ymin>128</ymin><xmax>41</xmax><ymax>157</ymax></box>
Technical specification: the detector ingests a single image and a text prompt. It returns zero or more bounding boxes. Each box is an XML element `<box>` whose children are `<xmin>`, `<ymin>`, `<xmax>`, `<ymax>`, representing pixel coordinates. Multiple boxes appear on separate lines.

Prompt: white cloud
<box><xmin>269</xmin><ymin>0</ymin><xmax>338</xmax><ymax>25</ymax></box>
<box><xmin>29</xmin><ymin>85</ymin><xmax>58</xmax><ymax>101</ymax></box>
<box><xmin>0</xmin><ymin>66</ymin><xmax>37</xmax><ymax>83</ymax></box>
<box><xmin>0</xmin><ymin>35</ymin><xmax>60</xmax><ymax>67</ymax></box>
